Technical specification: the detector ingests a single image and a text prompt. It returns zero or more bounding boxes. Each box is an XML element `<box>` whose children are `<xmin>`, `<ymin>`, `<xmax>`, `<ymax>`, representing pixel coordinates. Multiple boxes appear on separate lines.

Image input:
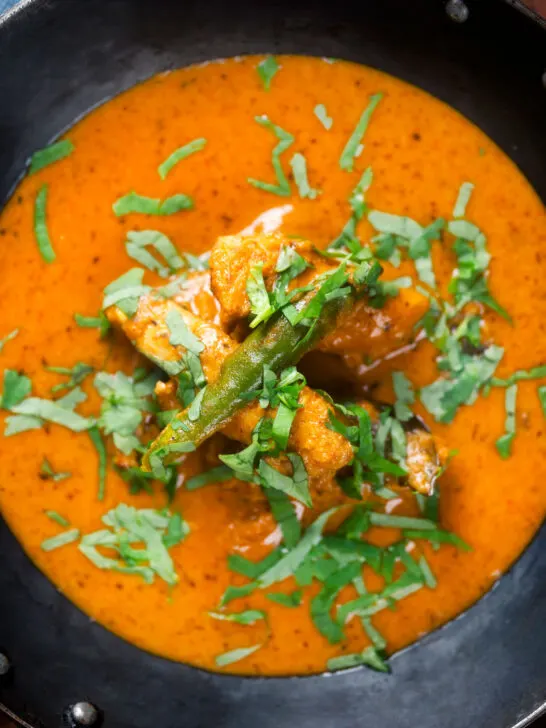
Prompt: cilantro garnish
<box><xmin>113</xmin><ymin>192</ymin><xmax>194</xmax><ymax>217</ymax></box>
<box><xmin>45</xmin><ymin>510</ymin><xmax>70</xmax><ymax>527</ymax></box>
<box><xmin>0</xmin><ymin>329</ymin><xmax>19</xmax><ymax>354</ymax></box>
<box><xmin>102</xmin><ymin>268</ymin><xmax>151</xmax><ymax>317</ymax></box>
<box><xmin>256</xmin><ymin>56</ymin><xmax>280</xmax><ymax>90</ymax></box>
<box><xmin>327</xmin><ymin>646</ymin><xmax>389</xmax><ymax>673</ymax></box>
<box><xmin>165</xmin><ymin>308</ymin><xmax>206</xmax><ymax>406</ymax></box>
<box><xmin>74</xmin><ymin>312</ymin><xmax>111</xmax><ymax>338</ymax></box>
<box><xmin>452</xmin><ymin>181</ymin><xmax>474</xmax><ymax>219</ymax></box>
<box><xmin>88</xmin><ymin>426</ymin><xmax>107</xmax><ymax>501</ymax></box>
<box><xmin>41</xmin><ymin>528</ymin><xmax>80</xmax><ymax>552</ymax></box>
<box><xmin>79</xmin><ymin>504</ymin><xmax>187</xmax><ymax>585</ymax></box>
<box><xmin>339</xmin><ymin>93</ymin><xmax>383</xmax><ymax>172</ymax></box>
<box><xmin>314</xmin><ymin>103</ymin><xmax>333</xmax><ymax>130</ymax></box>
<box><xmin>539</xmin><ymin>386</ymin><xmax>546</xmax><ymax>418</ymax></box>
<box><xmin>34</xmin><ymin>184</ymin><xmax>56</xmax><ymax>263</ymax></box>
<box><xmin>40</xmin><ymin>457</ymin><xmax>71</xmax><ymax>483</ymax></box>
<box><xmin>495</xmin><ymin>384</ymin><xmax>517</xmax><ymax>459</ymax></box>
<box><xmin>215</xmin><ymin>644</ymin><xmax>262</xmax><ymax>668</ymax></box>
<box><xmin>125</xmin><ymin>230</ymin><xmax>184</xmax><ymax>277</ymax></box>
<box><xmin>209</xmin><ymin>610</ymin><xmax>265</xmax><ymax>625</ymax></box>
<box><xmin>248</xmin><ymin>116</ymin><xmax>294</xmax><ymax>196</ymax></box>
<box><xmin>290</xmin><ymin>153</ymin><xmax>320</xmax><ymax>200</ymax></box>
<box><xmin>158</xmin><ymin>138</ymin><xmax>207</xmax><ymax>180</ymax></box>
<box><xmin>29</xmin><ymin>140</ymin><xmax>74</xmax><ymax>175</ymax></box>
<box><xmin>46</xmin><ymin>362</ymin><xmax>94</xmax><ymax>393</ymax></box>
<box><xmin>266</xmin><ymin>589</ymin><xmax>302</xmax><ymax>607</ymax></box>
<box><xmin>392</xmin><ymin>372</ymin><xmax>415</xmax><ymax>422</ymax></box>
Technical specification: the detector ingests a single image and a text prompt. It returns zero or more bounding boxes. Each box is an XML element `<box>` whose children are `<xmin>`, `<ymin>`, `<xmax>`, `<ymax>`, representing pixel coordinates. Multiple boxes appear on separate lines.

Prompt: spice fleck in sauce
<box><xmin>0</xmin><ymin>56</ymin><xmax>545</xmax><ymax>675</ymax></box>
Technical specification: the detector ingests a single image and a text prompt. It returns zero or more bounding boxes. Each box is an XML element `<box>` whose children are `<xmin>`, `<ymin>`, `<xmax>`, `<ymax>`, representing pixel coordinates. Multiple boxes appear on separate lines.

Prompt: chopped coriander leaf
<box><xmin>46</xmin><ymin>362</ymin><xmax>94</xmax><ymax>393</ymax></box>
<box><xmin>4</xmin><ymin>414</ymin><xmax>43</xmax><ymax>436</ymax></box>
<box><xmin>290</xmin><ymin>153</ymin><xmax>320</xmax><ymax>200</ymax></box>
<box><xmin>215</xmin><ymin>644</ymin><xmax>262</xmax><ymax>667</ymax></box>
<box><xmin>418</xmin><ymin>554</ymin><xmax>437</xmax><ymax>588</ymax></box>
<box><xmin>79</xmin><ymin>504</ymin><xmax>183</xmax><ymax>585</ymax></box>
<box><xmin>266</xmin><ymin>589</ymin><xmax>303</xmax><ymax>607</ymax></box>
<box><xmin>339</xmin><ymin>93</ymin><xmax>383</xmax><ymax>172</ymax></box>
<box><xmin>125</xmin><ymin>230</ymin><xmax>184</xmax><ymax>277</ymax></box>
<box><xmin>258</xmin><ymin>507</ymin><xmax>341</xmax><ymax>588</ymax></box>
<box><xmin>29</xmin><ymin>139</ymin><xmax>74</xmax><ymax>174</ymax></box>
<box><xmin>327</xmin><ymin>646</ymin><xmax>389</xmax><ymax>673</ymax></box>
<box><xmin>185</xmin><ymin>465</ymin><xmax>233</xmax><ymax>490</ymax></box>
<box><xmin>420</xmin><ymin>344</ymin><xmax>504</xmax><ymax>423</ymax></box>
<box><xmin>158</xmin><ymin>138</ymin><xmax>207</xmax><ymax>179</ymax></box>
<box><xmin>220</xmin><ymin>582</ymin><xmax>258</xmax><ymax>607</ymax></box>
<box><xmin>41</xmin><ymin>528</ymin><xmax>80</xmax><ymax>552</ymax></box>
<box><xmin>113</xmin><ymin>192</ymin><xmax>193</xmax><ymax>217</ymax></box>
<box><xmin>74</xmin><ymin>312</ymin><xmax>111</xmax><ymax>338</ymax></box>
<box><xmin>227</xmin><ymin>548</ymin><xmax>284</xmax><ymax>580</ymax></box>
<box><xmin>88</xmin><ymin>426</ymin><xmax>107</xmax><ymax>501</ymax></box>
<box><xmin>94</xmin><ymin>370</ymin><xmax>157</xmax><ymax>447</ymax></box>
<box><xmin>311</xmin><ymin>561</ymin><xmax>362</xmax><ymax>643</ymax></box>
<box><xmin>392</xmin><ymin>371</ymin><xmax>415</xmax><ymax>422</ymax></box>
<box><xmin>314</xmin><ymin>103</ymin><xmax>333</xmax><ymax>130</ymax></box>
<box><xmin>403</xmin><ymin>528</ymin><xmax>471</xmax><ymax>552</ymax></box>
<box><xmin>248</xmin><ymin>115</ymin><xmax>294</xmax><ymax>196</ymax></box>
<box><xmin>369</xmin><ymin>513</ymin><xmax>436</xmax><ymax>530</ymax></box>
<box><xmin>102</xmin><ymin>268</ymin><xmax>151</xmax><ymax>317</ymax></box>
<box><xmin>368</xmin><ymin>210</ymin><xmax>422</xmax><ymax>240</ymax></box>
<box><xmin>539</xmin><ymin>386</ymin><xmax>546</xmax><ymax>418</ymax></box>
<box><xmin>0</xmin><ymin>328</ymin><xmax>19</xmax><ymax>353</ymax></box>
<box><xmin>259</xmin><ymin>455</ymin><xmax>311</xmax><ymax>507</ymax></box>
<box><xmin>264</xmin><ymin>487</ymin><xmax>301</xmax><ymax>548</ymax></box>
<box><xmin>453</xmin><ymin>181</ymin><xmax>474</xmax><ymax>218</ymax></box>
<box><xmin>188</xmin><ymin>385</ymin><xmax>206</xmax><ymax>421</ymax></box>
<box><xmin>45</xmin><ymin>510</ymin><xmax>70</xmax><ymax>527</ymax></box>
<box><xmin>9</xmin><ymin>394</ymin><xmax>93</xmax><ymax>432</ymax></box>
<box><xmin>165</xmin><ymin>309</ymin><xmax>204</xmax><ymax>354</ymax></box>
<box><xmin>246</xmin><ymin>264</ymin><xmax>275</xmax><ymax>328</ymax></box>
<box><xmin>256</xmin><ymin>56</ymin><xmax>280</xmax><ymax>90</ymax></box>
<box><xmin>209</xmin><ymin>610</ymin><xmax>266</xmax><ymax>625</ymax></box>
<box><xmin>495</xmin><ymin>384</ymin><xmax>517</xmax><ymax>459</ymax></box>
<box><xmin>40</xmin><ymin>457</ymin><xmax>71</xmax><ymax>482</ymax></box>
<box><xmin>489</xmin><ymin>365</ymin><xmax>546</xmax><ymax>388</ymax></box>
<box><xmin>148</xmin><ymin>441</ymin><xmax>196</xmax><ymax>481</ymax></box>
<box><xmin>1</xmin><ymin>370</ymin><xmax>32</xmax><ymax>410</ymax></box>
<box><xmin>34</xmin><ymin>184</ymin><xmax>56</xmax><ymax>263</ymax></box>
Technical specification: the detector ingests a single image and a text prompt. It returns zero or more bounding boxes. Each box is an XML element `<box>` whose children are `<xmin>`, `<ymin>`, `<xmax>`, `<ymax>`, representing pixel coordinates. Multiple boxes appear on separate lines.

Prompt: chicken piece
<box><xmin>209</xmin><ymin>232</ymin><xmax>335</xmax><ymax>331</ymax></box>
<box><xmin>209</xmin><ymin>232</ymin><xmax>428</xmax><ymax>359</ymax></box>
<box><xmin>106</xmin><ymin>297</ymin><xmax>354</xmax><ymax>479</ymax></box>
<box><xmin>171</xmin><ymin>271</ymin><xmax>222</xmax><ymax>327</ymax></box>
<box><xmin>404</xmin><ymin>428</ymin><xmax>448</xmax><ymax>496</ymax></box>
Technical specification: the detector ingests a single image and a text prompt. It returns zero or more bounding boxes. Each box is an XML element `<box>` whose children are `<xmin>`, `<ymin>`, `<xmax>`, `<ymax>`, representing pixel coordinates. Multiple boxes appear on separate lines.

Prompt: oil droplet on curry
<box><xmin>0</xmin><ymin>56</ymin><xmax>545</xmax><ymax>676</ymax></box>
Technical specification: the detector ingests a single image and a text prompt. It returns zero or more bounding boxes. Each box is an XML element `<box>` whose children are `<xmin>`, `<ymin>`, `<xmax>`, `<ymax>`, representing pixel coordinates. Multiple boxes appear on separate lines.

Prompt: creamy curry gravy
<box><xmin>0</xmin><ymin>56</ymin><xmax>545</xmax><ymax>675</ymax></box>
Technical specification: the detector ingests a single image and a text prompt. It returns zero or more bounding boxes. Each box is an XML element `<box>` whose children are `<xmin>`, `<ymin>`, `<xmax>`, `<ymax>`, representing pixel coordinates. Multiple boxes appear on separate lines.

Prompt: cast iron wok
<box><xmin>0</xmin><ymin>0</ymin><xmax>545</xmax><ymax>726</ymax></box>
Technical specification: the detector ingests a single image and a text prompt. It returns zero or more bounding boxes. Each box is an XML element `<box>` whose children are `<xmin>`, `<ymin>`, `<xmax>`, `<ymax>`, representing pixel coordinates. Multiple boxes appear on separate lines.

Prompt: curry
<box><xmin>0</xmin><ymin>55</ymin><xmax>545</xmax><ymax>676</ymax></box>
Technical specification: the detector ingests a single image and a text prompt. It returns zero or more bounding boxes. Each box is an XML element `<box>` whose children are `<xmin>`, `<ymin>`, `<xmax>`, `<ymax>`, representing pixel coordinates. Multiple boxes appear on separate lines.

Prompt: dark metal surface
<box><xmin>0</xmin><ymin>1</ymin><xmax>545</xmax><ymax>727</ymax></box>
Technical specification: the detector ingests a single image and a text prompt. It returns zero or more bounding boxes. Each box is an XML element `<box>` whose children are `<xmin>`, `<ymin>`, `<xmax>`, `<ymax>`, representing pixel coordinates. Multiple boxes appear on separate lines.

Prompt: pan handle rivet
<box><xmin>0</xmin><ymin>653</ymin><xmax>10</xmax><ymax>675</ymax></box>
<box><xmin>445</xmin><ymin>0</ymin><xmax>469</xmax><ymax>22</ymax></box>
<box><xmin>68</xmin><ymin>702</ymin><xmax>100</xmax><ymax>727</ymax></box>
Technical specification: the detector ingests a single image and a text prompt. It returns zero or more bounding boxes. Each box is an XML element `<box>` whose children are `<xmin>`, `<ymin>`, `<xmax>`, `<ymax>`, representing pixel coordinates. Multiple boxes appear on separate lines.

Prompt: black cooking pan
<box><xmin>0</xmin><ymin>1</ymin><xmax>545</xmax><ymax>727</ymax></box>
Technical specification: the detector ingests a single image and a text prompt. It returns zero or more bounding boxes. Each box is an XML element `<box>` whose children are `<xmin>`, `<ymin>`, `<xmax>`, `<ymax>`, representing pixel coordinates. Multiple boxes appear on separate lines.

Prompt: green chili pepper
<box><xmin>141</xmin><ymin>290</ymin><xmax>354</xmax><ymax>472</ymax></box>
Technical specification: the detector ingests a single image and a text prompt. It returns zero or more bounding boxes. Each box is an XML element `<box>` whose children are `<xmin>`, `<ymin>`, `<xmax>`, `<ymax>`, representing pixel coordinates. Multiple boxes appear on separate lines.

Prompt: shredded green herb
<box><xmin>34</xmin><ymin>184</ymin><xmax>56</xmax><ymax>263</ymax></box>
<box><xmin>0</xmin><ymin>329</ymin><xmax>19</xmax><ymax>353</ymax></box>
<box><xmin>215</xmin><ymin>644</ymin><xmax>262</xmax><ymax>667</ymax></box>
<box><xmin>113</xmin><ymin>192</ymin><xmax>194</xmax><ymax>217</ymax></box>
<box><xmin>314</xmin><ymin>103</ymin><xmax>333</xmax><ymax>130</ymax></box>
<box><xmin>327</xmin><ymin>646</ymin><xmax>389</xmax><ymax>673</ymax></box>
<box><xmin>40</xmin><ymin>457</ymin><xmax>71</xmax><ymax>482</ymax></box>
<box><xmin>339</xmin><ymin>93</ymin><xmax>383</xmax><ymax>172</ymax></box>
<box><xmin>74</xmin><ymin>312</ymin><xmax>111</xmax><ymax>338</ymax></box>
<box><xmin>29</xmin><ymin>139</ymin><xmax>74</xmax><ymax>175</ymax></box>
<box><xmin>290</xmin><ymin>153</ymin><xmax>320</xmax><ymax>200</ymax></box>
<box><xmin>248</xmin><ymin>115</ymin><xmax>294</xmax><ymax>196</ymax></box>
<box><xmin>209</xmin><ymin>610</ymin><xmax>266</xmax><ymax>625</ymax></box>
<box><xmin>102</xmin><ymin>268</ymin><xmax>151</xmax><ymax>317</ymax></box>
<box><xmin>266</xmin><ymin>589</ymin><xmax>303</xmax><ymax>607</ymax></box>
<box><xmin>125</xmin><ymin>230</ymin><xmax>184</xmax><ymax>277</ymax></box>
<box><xmin>46</xmin><ymin>362</ymin><xmax>94</xmax><ymax>393</ymax></box>
<box><xmin>158</xmin><ymin>138</ymin><xmax>207</xmax><ymax>179</ymax></box>
<box><xmin>185</xmin><ymin>465</ymin><xmax>233</xmax><ymax>490</ymax></box>
<box><xmin>41</xmin><ymin>528</ymin><xmax>80</xmax><ymax>552</ymax></box>
<box><xmin>495</xmin><ymin>384</ymin><xmax>517</xmax><ymax>459</ymax></box>
<box><xmin>453</xmin><ymin>182</ymin><xmax>474</xmax><ymax>219</ymax></box>
<box><xmin>88</xmin><ymin>426</ymin><xmax>107</xmax><ymax>501</ymax></box>
<box><xmin>45</xmin><ymin>510</ymin><xmax>70</xmax><ymax>527</ymax></box>
<box><xmin>256</xmin><ymin>56</ymin><xmax>280</xmax><ymax>90</ymax></box>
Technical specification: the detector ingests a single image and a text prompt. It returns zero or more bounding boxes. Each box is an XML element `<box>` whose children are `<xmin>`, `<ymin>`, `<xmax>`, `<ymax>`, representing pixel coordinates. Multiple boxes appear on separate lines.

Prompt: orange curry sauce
<box><xmin>0</xmin><ymin>56</ymin><xmax>545</xmax><ymax>675</ymax></box>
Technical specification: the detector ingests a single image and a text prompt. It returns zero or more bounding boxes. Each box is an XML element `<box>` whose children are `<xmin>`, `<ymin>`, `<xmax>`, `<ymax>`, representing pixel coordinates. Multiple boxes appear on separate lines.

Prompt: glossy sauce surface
<box><xmin>0</xmin><ymin>56</ymin><xmax>545</xmax><ymax>675</ymax></box>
